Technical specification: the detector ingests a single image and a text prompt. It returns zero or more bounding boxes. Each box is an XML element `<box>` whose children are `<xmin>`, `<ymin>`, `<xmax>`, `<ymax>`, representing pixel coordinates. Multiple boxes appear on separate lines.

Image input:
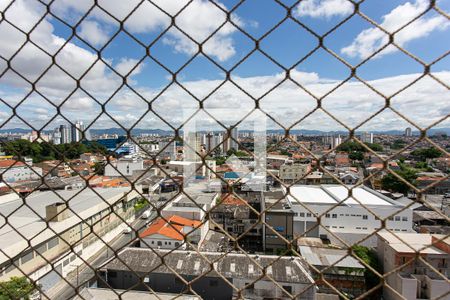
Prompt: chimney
<box><xmin>45</xmin><ymin>202</ymin><xmax>69</xmax><ymax>222</ymax></box>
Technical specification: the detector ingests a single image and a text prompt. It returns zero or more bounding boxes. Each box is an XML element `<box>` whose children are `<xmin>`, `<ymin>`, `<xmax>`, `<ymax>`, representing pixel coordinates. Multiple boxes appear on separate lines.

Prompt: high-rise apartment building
<box><xmin>405</xmin><ymin>127</ymin><xmax>412</xmax><ymax>137</ymax></box>
<box><xmin>360</xmin><ymin>131</ymin><xmax>374</xmax><ymax>144</ymax></box>
<box><xmin>59</xmin><ymin>125</ymin><xmax>71</xmax><ymax>144</ymax></box>
<box><xmin>71</xmin><ymin>121</ymin><xmax>85</xmax><ymax>142</ymax></box>
<box><xmin>52</xmin><ymin>128</ymin><xmax>61</xmax><ymax>145</ymax></box>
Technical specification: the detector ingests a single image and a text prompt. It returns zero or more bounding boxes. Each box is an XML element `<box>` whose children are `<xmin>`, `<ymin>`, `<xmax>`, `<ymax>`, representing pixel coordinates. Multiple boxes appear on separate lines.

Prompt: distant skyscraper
<box><xmin>59</xmin><ymin>125</ymin><xmax>71</xmax><ymax>144</ymax></box>
<box><xmin>230</xmin><ymin>127</ymin><xmax>238</xmax><ymax>151</ymax></box>
<box><xmin>52</xmin><ymin>128</ymin><xmax>61</xmax><ymax>145</ymax></box>
<box><xmin>361</xmin><ymin>132</ymin><xmax>374</xmax><ymax>144</ymax></box>
<box><xmin>71</xmin><ymin>121</ymin><xmax>85</xmax><ymax>142</ymax></box>
<box><xmin>405</xmin><ymin>127</ymin><xmax>412</xmax><ymax>137</ymax></box>
<box><xmin>322</xmin><ymin>134</ymin><xmax>342</xmax><ymax>149</ymax></box>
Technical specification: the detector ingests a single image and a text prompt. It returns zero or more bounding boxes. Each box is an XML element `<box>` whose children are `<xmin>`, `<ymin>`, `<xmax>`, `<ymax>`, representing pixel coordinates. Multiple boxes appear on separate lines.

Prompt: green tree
<box><xmin>411</xmin><ymin>147</ymin><xmax>442</xmax><ymax>161</ymax></box>
<box><xmin>365</xmin><ymin>143</ymin><xmax>383</xmax><ymax>152</ymax></box>
<box><xmin>381</xmin><ymin>167</ymin><xmax>417</xmax><ymax>195</ymax></box>
<box><xmin>2</xmin><ymin>140</ymin><xmax>107</xmax><ymax>163</ymax></box>
<box><xmin>215</xmin><ymin>157</ymin><xmax>227</xmax><ymax>165</ymax></box>
<box><xmin>93</xmin><ymin>161</ymin><xmax>105</xmax><ymax>175</ymax></box>
<box><xmin>352</xmin><ymin>246</ymin><xmax>382</xmax><ymax>299</ymax></box>
<box><xmin>0</xmin><ymin>277</ymin><xmax>36</xmax><ymax>300</ymax></box>
<box><xmin>349</xmin><ymin>151</ymin><xmax>364</xmax><ymax>161</ymax></box>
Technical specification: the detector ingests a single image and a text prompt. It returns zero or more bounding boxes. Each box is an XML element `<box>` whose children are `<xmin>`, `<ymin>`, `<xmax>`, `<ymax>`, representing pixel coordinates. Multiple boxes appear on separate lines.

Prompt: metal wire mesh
<box><xmin>0</xmin><ymin>0</ymin><xmax>449</xmax><ymax>299</ymax></box>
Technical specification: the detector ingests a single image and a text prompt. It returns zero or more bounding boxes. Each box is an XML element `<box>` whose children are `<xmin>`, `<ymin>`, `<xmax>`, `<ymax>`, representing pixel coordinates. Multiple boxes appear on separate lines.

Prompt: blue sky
<box><xmin>0</xmin><ymin>0</ymin><xmax>449</xmax><ymax>132</ymax></box>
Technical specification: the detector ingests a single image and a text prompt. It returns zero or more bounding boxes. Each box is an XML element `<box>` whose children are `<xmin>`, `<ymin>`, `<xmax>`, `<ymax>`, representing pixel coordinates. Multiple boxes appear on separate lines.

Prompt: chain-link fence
<box><xmin>0</xmin><ymin>0</ymin><xmax>449</xmax><ymax>299</ymax></box>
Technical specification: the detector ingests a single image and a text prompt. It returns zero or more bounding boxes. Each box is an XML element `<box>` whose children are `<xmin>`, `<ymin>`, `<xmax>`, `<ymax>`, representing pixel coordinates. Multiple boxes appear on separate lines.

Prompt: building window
<box><xmin>109</xmin><ymin>271</ymin><xmax>117</xmax><ymax>278</ymax></box>
<box><xmin>395</xmin><ymin>216</ymin><xmax>401</xmax><ymax>221</ymax></box>
<box><xmin>362</xmin><ymin>215</ymin><xmax>368</xmax><ymax>220</ymax></box>
<box><xmin>325</xmin><ymin>214</ymin><xmax>330</xmax><ymax>218</ymax></box>
<box><xmin>283</xmin><ymin>285</ymin><xmax>292</xmax><ymax>294</ymax></box>
<box><xmin>21</xmin><ymin>250</ymin><xmax>34</xmax><ymax>264</ymax></box>
<box><xmin>299</xmin><ymin>212</ymin><xmax>305</xmax><ymax>217</ymax></box>
<box><xmin>306</xmin><ymin>213</ymin><xmax>311</xmax><ymax>217</ymax></box>
<box><xmin>209</xmin><ymin>279</ymin><xmax>218</xmax><ymax>287</ymax></box>
<box><xmin>47</xmin><ymin>237</ymin><xmax>59</xmax><ymax>249</ymax></box>
<box><xmin>175</xmin><ymin>242</ymin><xmax>180</xmax><ymax>247</ymax></box>
<box><xmin>332</xmin><ymin>214</ymin><xmax>337</xmax><ymax>218</ymax></box>
<box><xmin>402</xmin><ymin>217</ymin><xmax>408</xmax><ymax>221</ymax></box>
<box><xmin>63</xmin><ymin>258</ymin><xmax>70</xmax><ymax>267</ymax></box>
<box><xmin>157</xmin><ymin>241</ymin><xmax>162</xmax><ymax>246</ymax></box>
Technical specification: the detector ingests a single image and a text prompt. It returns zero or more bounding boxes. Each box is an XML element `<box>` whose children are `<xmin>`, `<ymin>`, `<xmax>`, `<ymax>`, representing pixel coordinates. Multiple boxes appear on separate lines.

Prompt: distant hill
<box><xmin>1</xmin><ymin>127</ymin><xmax>449</xmax><ymax>136</ymax></box>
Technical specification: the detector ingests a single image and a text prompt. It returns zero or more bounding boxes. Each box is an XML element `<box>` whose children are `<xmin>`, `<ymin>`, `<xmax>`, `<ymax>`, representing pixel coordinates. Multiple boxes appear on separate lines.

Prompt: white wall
<box><xmin>290</xmin><ymin>203</ymin><xmax>412</xmax><ymax>243</ymax></box>
<box><xmin>104</xmin><ymin>159</ymin><xmax>144</xmax><ymax>177</ymax></box>
<box><xmin>141</xmin><ymin>235</ymin><xmax>183</xmax><ymax>249</ymax></box>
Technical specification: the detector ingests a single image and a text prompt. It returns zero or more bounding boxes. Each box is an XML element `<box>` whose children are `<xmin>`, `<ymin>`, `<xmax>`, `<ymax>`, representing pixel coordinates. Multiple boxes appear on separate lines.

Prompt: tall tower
<box><xmin>52</xmin><ymin>128</ymin><xmax>61</xmax><ymax>145</ymax></box>
<box><xmin>71</xmin><ymin>121</ymin><xmax>84</xmax><ymax>142</ymax></box>
<box><xmin>230</xmin><ymin>127</ymin><xmax>238</xmax><ymax>151</ymax></box>
<box><xmin>59</xmin><ymin>125</ymin><xmax>71</xmax><ymax>144</ymax></box>
<box><xmin>405</xmin><ymin>127</ymin><xmax>412</xmax><ymax>137</ymax></box>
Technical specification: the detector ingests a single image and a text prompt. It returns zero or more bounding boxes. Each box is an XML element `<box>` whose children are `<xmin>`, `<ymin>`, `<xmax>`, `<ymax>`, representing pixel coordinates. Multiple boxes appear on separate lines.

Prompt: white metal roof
<box><xmin>0</xmin><ymin>187</ymin><xmax>135</xmax><ymax>265</ymax></box>
<box><xmin>285</xmin><ymin>185</ymin><xmax>395</xmax><ymax>207</ymax></box>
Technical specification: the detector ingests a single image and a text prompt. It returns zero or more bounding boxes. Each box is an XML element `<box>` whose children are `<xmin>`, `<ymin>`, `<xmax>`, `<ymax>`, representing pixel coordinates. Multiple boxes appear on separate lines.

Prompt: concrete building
<box><xmin>284</xmin><ymin>185</ymin><xmax>413</xmax><ymax>247</ymax></box>
<box><xmin>211</xmin><ymin>192</ymin><xmax>263</xmax><ymax>252</ymax></box>
<box><xmin>360</xmin><ymin>131</ymin><xmax>373</xmax><ymax>144</ymax></box>
<box><xmin>299</xmin><ymin>245</ymin><xmax>366</xmax><ymax>297</ymax></box>
<box><xmin>0</xmin><ymin>158</ymin><xmax>43</xmax><ymax>183</ymax></box>
<box><xmin>116</xmin><ymin>141</ymin><xmax>140</xmax><ymax>155</ymax></box>
<box><xmin>59</xmin><ymin>125</ymin><xmax>71</xmax><ymax>144</ymax></box>
<box><xmin>139</xmin><ymin>215</ymin><xmax>202</xmax><ymax>249</ymax></box>
<box><xmin>158</xmin><ymin>141</ymin><xmax>177</xmax><ymax>160</ymax></box>
<box><xmin>71</xmin><ymin>121</ymin><xmax>84</xmax><ymax>142</ymax></box>
<box><xmin>167</xmin><ymin>160</ymin><xmax>216</xmax><ymax>180</ymax></box>
<box><xmin>161</xmin><ymin>186</ymin><xmax>218</xmax><ymax>221</ymax></box>
<box><xmin>279</xmin><ymin>162</ymin><xmax>311</xmax><ymax>184</ymax></box>
<box><xmin>322</xmin><ymin>134</ymin><xmax>342</xmax><ymax>149</ymax></box>
<box><xmin>230</xmin><ymin>127</ymin><xmax>238</xmax><ymax>151</ymax></box>
<box><xmin>98</xmin><ymin>248</ymin><xmax>316</xmax><ymax>300</ymax></box>
<box><xmin>264</xmin><ymin>208</ymin><xmax>295</xmax><ymax>253</ymax></box>
<box><xmin>104</xmin><ymin>157</ymin><xmax>144</xmax><ymax>177</ymax></box>
<box><xmin>339</xmin><ymin>172</ymin><xmax>360</xmax><ymax>185</ymax></box>
<box><xmin>52</xmin><ymin>128</ymin><xmax>61</xmax><ymax>145</ymax></box>
<box><xmin>0</xmin><ymin>187</ymin><xmax>141</xmax><ymax>293</ymax></box>
<box><xmin>377</xmin><ymin>232</ymin><xmax>450</xmax><ymax>300</ymax></box>
<box><xmin>202</xmin><ymin>132</ymin><xmax>225</xmax><ymax>155</ymax></box>
<box><xmin>405</xmin><ymin>127</ymin><xmax>412</xmax><ymax>137</ymax></box>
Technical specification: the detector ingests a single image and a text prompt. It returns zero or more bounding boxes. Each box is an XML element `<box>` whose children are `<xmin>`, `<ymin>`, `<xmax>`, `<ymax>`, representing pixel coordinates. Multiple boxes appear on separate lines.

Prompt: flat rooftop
<box><xmin>102</xmin><ymin>248</ymin><xmax>314</xmax><ymax>284</ymax></box>
<box><xmin>377</xmin><ymin>231</ymin><xmax>448</xmax><ymax>255</ymax></box>
<box><xmin>299</xmin><ymin>246</ymin><xmax>364</xmax><ymax>270</ymax></box>
<box><xmin>0</xmin><ymin>187</ymin><xmax>136</xmax><ymax>264</ymax></box>
<box><xmin>285</xmin><ymin>185</ymin><xmax>399</xmax><ymax>207</ymax></box>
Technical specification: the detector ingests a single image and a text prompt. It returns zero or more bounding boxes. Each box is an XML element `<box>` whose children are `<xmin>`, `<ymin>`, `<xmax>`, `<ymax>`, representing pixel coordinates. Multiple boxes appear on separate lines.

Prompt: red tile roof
<box><xmin>220</xmin><ymin>194</ymin><xmax>247</xmax><ymax>206</ymax></box>
<box><xmin>0</xmin><ymin>159</ymin><xmax>25</xmax><ymax>168</ymax></box>
<box><xmin>139</xmin><ymin>215</ymin><xmax>201</xmax><ymax>240</ymax></box>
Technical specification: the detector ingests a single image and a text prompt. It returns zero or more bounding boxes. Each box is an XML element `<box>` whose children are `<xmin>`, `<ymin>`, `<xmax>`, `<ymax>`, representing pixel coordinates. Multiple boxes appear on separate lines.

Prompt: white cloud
<box><xmin>114</xmin><ymin>58</ymin><xmax>143</xmax><ymax>76</ymax></box>
<box><xmin>78</xmin><ymin>20</ymin><xmax>109</xmax><ymax>47</ymax></box>
<box><xmin>51</xmin><ymin>0</ymin><xmax>241</xmax><ymax>62</ymax></box>
<box><xmin>0</xmin><ymin>0</ymin><xmax>448</xmax><ymax>131</ymax></box>
<box><xmin>295</xmin><ymin>0</ymin><xmax>353</xmax><ymax>18</ymax></box>
<box><xmin>342</xmin><ymin>0</ymin><xmax>450</xmax><ymax>59</ymax></box>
